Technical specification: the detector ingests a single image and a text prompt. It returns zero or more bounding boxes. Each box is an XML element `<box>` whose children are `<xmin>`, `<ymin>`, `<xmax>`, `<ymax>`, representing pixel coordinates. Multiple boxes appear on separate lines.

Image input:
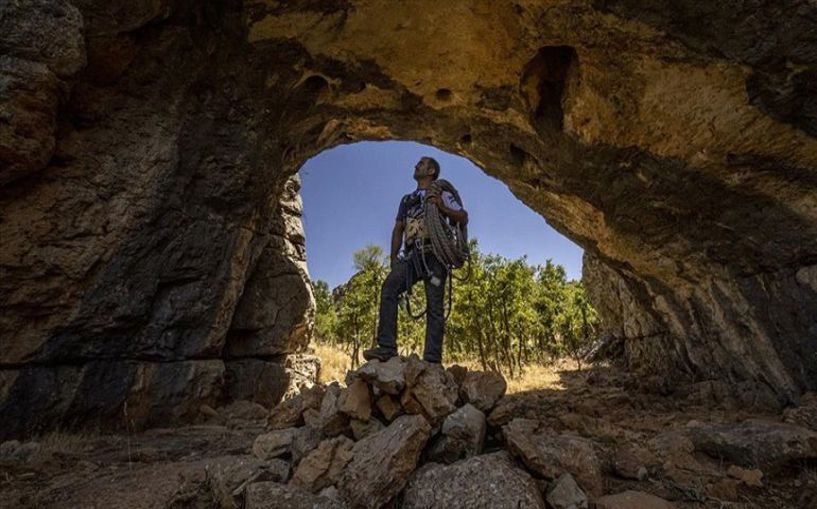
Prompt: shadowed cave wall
<box><xmin>1</xmin><ymin>0</ymin><xmax>815</xmax><ymax>437</ymax></box>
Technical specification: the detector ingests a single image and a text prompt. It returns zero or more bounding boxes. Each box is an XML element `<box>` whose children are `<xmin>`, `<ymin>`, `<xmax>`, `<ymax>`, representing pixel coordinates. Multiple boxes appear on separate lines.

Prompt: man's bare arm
<box><xmin>428</xmin><ymin>195</ymin><xmax>468</xmax><ymax>225</ymax></box>
<box><xmin>440</xmin><ymin>206</ymin><xmax>468</xmax><ymax>225</ymax></box>
<box><xmin>390</xmin><ymin>220</ymin><xmax>405</xmax><ymax>265</ymax></box>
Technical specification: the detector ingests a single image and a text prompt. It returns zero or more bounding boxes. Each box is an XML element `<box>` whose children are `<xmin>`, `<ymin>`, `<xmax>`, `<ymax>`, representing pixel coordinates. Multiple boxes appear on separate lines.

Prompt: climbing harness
<box><xmin>399</xmin><ymin>179</ymin><xmax>471</xmax><ymax>320</ymax></box>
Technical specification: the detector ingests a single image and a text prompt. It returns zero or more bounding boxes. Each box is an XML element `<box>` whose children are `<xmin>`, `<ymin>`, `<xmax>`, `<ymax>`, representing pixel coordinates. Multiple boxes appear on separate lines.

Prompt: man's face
<box><xmin>413</xmin><ymin>158</ymin><xmax>433</xmax><ymax>180</ymax></box>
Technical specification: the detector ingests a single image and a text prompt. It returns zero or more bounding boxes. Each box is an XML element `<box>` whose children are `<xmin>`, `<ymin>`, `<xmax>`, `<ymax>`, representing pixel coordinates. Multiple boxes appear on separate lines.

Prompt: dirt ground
<box><xmin>1</xmin><ymin>364</ymin><xmax>815</xmax><ymax>509</ymax></box>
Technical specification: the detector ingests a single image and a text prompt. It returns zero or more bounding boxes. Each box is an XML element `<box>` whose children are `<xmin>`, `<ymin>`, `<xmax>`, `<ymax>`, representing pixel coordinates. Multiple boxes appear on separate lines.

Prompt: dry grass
<box><xmin>312</xmin><ymin>341</ymin><xmax>578</xmax><ymax>393</ymax></box>
<box><xmin>312</xmin><ymin>342</ymin><xmax>355</xmax><ymax>384</ymax></box>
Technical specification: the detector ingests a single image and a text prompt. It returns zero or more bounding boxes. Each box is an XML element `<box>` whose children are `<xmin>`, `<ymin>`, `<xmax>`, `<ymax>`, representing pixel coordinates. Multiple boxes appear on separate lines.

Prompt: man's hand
<box><xmin>427</xmin><ymin>193</ymin><xmax>443</xmax><ymax>209</ymax></box>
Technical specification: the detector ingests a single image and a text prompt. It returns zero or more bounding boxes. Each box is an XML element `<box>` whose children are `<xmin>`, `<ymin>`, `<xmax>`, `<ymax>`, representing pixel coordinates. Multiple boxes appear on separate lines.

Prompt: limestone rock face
<box><xmin>402</xmin><ymin>452</ymin><xmax>546</xmax><ymax>509</ymax></box>
<box><xmin>2</xmin><ymin>0</ymin><xmax>817</xmax><ymax>435</ymax></box>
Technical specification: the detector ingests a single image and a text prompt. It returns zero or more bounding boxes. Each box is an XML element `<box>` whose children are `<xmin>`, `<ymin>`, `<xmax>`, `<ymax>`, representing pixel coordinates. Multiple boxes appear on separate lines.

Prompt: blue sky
<box><xmin>299</xmin><ymin>141</ymin><xmax>583</xmax><ymax>289</ymax></box>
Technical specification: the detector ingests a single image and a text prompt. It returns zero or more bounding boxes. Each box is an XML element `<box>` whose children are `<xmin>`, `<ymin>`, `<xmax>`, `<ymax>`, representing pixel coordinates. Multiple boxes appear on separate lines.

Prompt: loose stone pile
<box><xmin>249</xmin><ymin>355</ymin><xmax>677</xmax><ymax>509</ymax></box>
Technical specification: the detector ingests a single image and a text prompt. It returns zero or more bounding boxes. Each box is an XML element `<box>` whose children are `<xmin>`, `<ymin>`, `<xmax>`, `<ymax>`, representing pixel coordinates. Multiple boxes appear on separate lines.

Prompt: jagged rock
<box><xmin>302</xmin><ymin>385</ymin><xmax>327</xmax><ymax>412</ymax></box>
<box><xmin>612</xmin><ymin>443</ymin><xmax>656</xmax><ymax>480</ymax></box>
<box><xmin>707</xmin><ymin>478</ymin><xmax>739</xmax><ymax>502</ymax></box>
<box><xmin>338</xmin><ymin>379</ymin><xmax>371</xmax><ymax>422</ymax></box>
<box><xmin>686</xmin><ymin>419</ymin><xmax>817</xmax><ymax>468</ymax></box>
<box><xmin>252</xmin><ymin>428</ymin><xmax>297</xmax><ymax>460</ymax></box>
<box><xmin>268</xmin><ymin>384</ymin><xmax>325</xmax><ymax>430</ymax></box>
<box><xmin>402</xmin><ymin>451</ymin><xmax>545</xmax><ymax>509</ymax></box>
<box><xmin>459</xmin><ymin>370</ymin><xmax>507</xmax><ymax>412</ymax></box>
<box><xmin>338</xmin><ymin>414</ymin><xmax>431</xmax><ymax>509</ymax></box>
<box><xmin>318</xmin><ymin>383</ymin><xmax>350</xmax><ymax>437</ymax></box>
<box><xmin>244</xmin><ymin>482</ymin><xmax>346</xmax><ymax>509</ymax></box>
<box><xmin>284</xmin><ymin>354</ymin><xmax>322</xmax><ymax>398</ymax></box>
<box><xmin>487</xmin><ymin>395</ymin><xmax>543</xmax><ymax>427</ymax></box>
<box><xmin>266</xmin><ymin>458</ymin><xmax>292</xmax><ymax>483</ymax></box>
<box><xmin>291</xmin><ymin>425</ymin><xmax>323</xmax><ymax>466</ymax></box>
<box><xmin>546</xmin><ymin>473</ymin><xmax>588</xmax><ymax>509</ymax></box>
<box><xmin>594</xmin><ymin>491</ymin><xmax>675</xmax><ymax>509</ymax></box>
<box><xmin>726</xmin><ymin>465</ymin><xmax>764</xmax><ymax>487</ymax></box>
<box><xmin>356</xmin><ymin>357</ymin><xmax>406</xmax><ymax>395</ymax></box>
<box><xmin>446</xmin><ymin>364</ymin><xmax>468</xmax><ymax>387</ymax></box>
<box><xmin>375</xmin><ymin>394</ymin><xmax>403</xmax><ymax>422</ymax></box>
<box><xmin>303</xmin><ymin>409</ymin><xmax>322</xmax><ymax>430</ymax></box>
<box><xmin>401</xmin><ymin>356</ymin><xmax>459</xmax><ymax>425</ymax></box>
<box><xmin>268</xmin><ymin>395</ymin><xmax>306</xmax><ymax>430</ymax></box>
<box><xmin>222</xmin><ymin>400</ymin><xmax>268</xmax><ymax>422</ymax></box>
<box><xmin>291</xmin><ymin>436</ymin><xmax>354</xmax><ymax>493</ymax></box>
<box><xmin>783</xmin><ymin>392</ymin><xmax>817</xmax><ymax>431</ymax></box>
<box><xmin>503</xmin><ymin>418</ymin><xmax>603</xmax><ymax>496</ymax></box>
<box><xmin>350</xmin><ymin>418</ymin><xmax>385</xmax><ymax>441</ymax></box>
<box><xmin>427</xmin><ymin>403</ymin><xmax>486</xmax><ymax>463</ymax></box>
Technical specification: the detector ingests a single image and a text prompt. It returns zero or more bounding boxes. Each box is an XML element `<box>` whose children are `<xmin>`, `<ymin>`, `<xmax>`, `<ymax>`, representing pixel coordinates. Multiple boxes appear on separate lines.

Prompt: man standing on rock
<box><xmin>363</xmin><ymin>156</ymin><xmax>468</xmax><ymax>364</ymax></box>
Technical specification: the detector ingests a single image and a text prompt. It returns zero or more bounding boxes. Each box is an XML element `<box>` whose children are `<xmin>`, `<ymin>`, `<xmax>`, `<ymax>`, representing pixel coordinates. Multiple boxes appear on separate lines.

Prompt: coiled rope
<box><xmin>424</xmin><ymin>179</ymin><xmax>469</xmax><ymax>269</ymax></box>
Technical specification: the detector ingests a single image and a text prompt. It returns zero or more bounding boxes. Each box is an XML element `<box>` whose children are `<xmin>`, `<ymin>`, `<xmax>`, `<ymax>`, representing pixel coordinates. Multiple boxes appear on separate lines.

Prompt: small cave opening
<box><xmin>435</xmin><ymin>88</ymin><xmax>453</xmax><ymax>101</ymax></box>
<box><xmin>520</xmin><ymin>45</ymin><xmax>578</xmax><ymax>131</ymax></box>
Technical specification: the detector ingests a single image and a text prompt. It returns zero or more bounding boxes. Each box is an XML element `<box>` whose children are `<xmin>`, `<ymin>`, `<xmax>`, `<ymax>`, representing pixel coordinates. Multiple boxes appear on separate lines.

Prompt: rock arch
<box><xmin>1</xmin><ymin>0</ymin><xmax>815</xmax><ymax>437</ymax></box>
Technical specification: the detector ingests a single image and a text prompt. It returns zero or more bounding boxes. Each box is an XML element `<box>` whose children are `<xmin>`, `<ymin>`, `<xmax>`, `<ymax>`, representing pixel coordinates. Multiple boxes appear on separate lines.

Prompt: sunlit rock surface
<box><xmin>1</xmin><ymin>0</ymin><xmax>816</xmax><ymax>436</ymax></box>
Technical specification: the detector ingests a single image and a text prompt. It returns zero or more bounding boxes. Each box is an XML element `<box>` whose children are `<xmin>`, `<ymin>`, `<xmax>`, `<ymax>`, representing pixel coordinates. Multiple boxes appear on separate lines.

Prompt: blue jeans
<box><xmin>376</xmin><ymin>249</ymin><xmax>448</xmax><ymax>362</ymax></box>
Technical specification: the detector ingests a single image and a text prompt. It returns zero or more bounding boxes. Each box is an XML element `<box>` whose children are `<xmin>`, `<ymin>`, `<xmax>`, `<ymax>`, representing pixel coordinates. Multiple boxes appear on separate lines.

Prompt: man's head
<box><xmin>413</xmin><ymin>156</ymin><xmax>440</xmax><ymax>181</ymax></box>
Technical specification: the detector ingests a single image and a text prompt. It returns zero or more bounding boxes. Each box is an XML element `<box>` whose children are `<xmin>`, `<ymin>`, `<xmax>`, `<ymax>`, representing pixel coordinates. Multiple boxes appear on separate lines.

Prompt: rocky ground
<box><xmin>1</xmin><ymin>358</ymin><xmax>816</xmax><ymax>509</ymax></box>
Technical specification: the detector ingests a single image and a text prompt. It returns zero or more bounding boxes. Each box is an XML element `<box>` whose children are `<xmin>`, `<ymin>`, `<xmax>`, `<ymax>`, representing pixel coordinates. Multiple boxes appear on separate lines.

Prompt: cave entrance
<box><xmin>296</xmin><ymin>140</ymin><xmax>592</xmax><ymax>381</ymax></box>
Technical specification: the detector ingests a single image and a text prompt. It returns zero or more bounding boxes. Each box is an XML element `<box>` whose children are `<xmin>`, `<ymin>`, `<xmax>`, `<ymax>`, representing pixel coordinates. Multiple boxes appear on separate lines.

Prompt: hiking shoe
<box><xmin>362</xmin><ymin>346</ymin><xmax>398</xmax><ymax>362</ymax></box>
<box><xmin>423</xmin><ymin>356</ymin><xmax>442</xmax><ymax>364</ymax></box>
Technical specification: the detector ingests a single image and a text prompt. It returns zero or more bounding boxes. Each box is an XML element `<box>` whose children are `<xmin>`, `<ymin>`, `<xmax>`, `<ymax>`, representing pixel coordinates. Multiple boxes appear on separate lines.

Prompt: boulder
<box><xmin>222</xmin><ymin>400</ymin><xmax>268</xmax><ymax>422</ymax></box>
<box><xmin>459</xmin><ymin>370</ymin><xmax>507</xmax><ymax>412</ymax></box>
<box><xmin>375</xmin><ymin>394</ymin><xmax>403</xmax><ymax>422</ymax></box>
<box><xmin>783</xmin><ymin>392</ymin><xmax>817</xmax><ymax>431</ymax></box>
<box><xmin>427</xmin><ymin>403</ymin><xmax>486</xmax><ymax>463</ymax></box>
<box><xmin>686</xmin><ymin>419</ymin><xmax>817</xmax><ymax>469</ymax></box>
<box><xmin>446</xmin><ymin>364</ymin><xmax>468</xmax><ymax>387</ymax></box>
<box><xmin>726</xmin><ymin>465</ymin><xmax>763</xmax><ymax>487</ymax></box>
<box><xmin>291</xmin><ymin>436</ymin><xmax>354</xmax><ymax>493</ymax></box>
<box><xmin>350</xmin><ymin>418</ymin><xmax>385</xmax><ymax>441</ymax></box>
<box><xmin>318</xmin><ymin>383</ymin><xmax>350</xmax><ymax>437</ymax></box>
<box><xmin>401</xmin><ymin>356</ymin><xmax>459</xmax><ymax>424</ymax></box>
<box><xmin>268</xmin><ymin>394</ymin><xmax>306</xmax><ymax>430</ymax></box>
<box><xmin>594</xmin><ymin>491</ymin><xmax>675</xmax><ymax>509</ymax></box>
<box><xmin>356</xmin><ymin>357</ymin><xmax>406</xmax><ymax>395</ymax></box>
<box><xmin>546</xmin><ymin>473</ymin><xmax>588</xmax><ymax>509</ymax></box>
<box><xmin>612</xmin><ymin>443</ymin><xmax>656</xmax><ymax>480</ymax></box>
<box><xmin>301</xmin><ymin>384</ymin><xmax>327</xmax><ymax>412</ymax></box>
<box><xmin>503</xmin><ymin>418</ymin><xmax>603</xmax><ymax>496</ymax></box>
<box><xmin>487</xmin><ymin>395</ymin><xmax>541</xmax><ymax>427</ymax></box>
<box><xmin>244</xmin><ymin>482</ymin><xmax>346</xmax><ymax>509</ymax></box>
<box><xmin>338</xmin><ymin>414</ymin><xmax>431</xmax><ymax>509</ymax></box>
<box><xmin>252</xmin><ymin>428</ymin><xmax>297</xmax><ymax>460</ymax></box>
<box><xmin>291</xmin><ymin>425</ymin><xmax>323</xmax><ymax>466</ymax></box>
<box><xmin>402</xmin><ymin>451</ymin><xmax>545</xmax><ymax>509</ymax></box>
<box><xmin>338</xmin><ymin>379</ymin><xmax>371</xmax><ymax>422</ymax></box>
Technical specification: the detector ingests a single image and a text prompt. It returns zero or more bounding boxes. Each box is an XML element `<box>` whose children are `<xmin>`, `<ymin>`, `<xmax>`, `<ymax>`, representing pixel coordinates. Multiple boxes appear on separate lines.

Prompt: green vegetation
<box><xmin>312</xmin><ymin>240</ymin><xmax>599</xmax><ymax>376</ymax></box>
